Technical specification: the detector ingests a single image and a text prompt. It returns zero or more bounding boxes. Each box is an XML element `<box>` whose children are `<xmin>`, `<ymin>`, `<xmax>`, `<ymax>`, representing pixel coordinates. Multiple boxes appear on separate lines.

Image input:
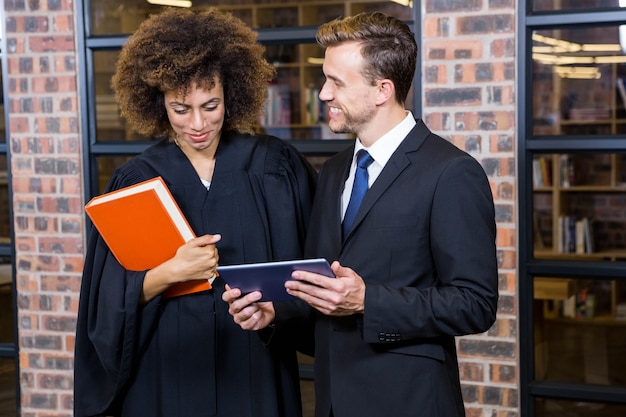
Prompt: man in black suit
<box><xmin>224</xmin><ymin>11</ymin><xmax>498</xmax><ymax>417</ymax></box>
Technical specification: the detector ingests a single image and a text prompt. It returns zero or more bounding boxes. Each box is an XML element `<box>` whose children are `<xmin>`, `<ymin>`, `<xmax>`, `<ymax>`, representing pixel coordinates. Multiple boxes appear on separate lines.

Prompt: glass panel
<box><xmin>93</xmin><ymin>50</ymin><xmax>150</xmax><ymax>143</ymax></box>
<box><xmin>0</xmin><ymin>260</ymin><xmax>13</xmax><ymax>344</ymax></box>
<box><xmin>89</xmin><ymin>1</ymin><xmax>413</xmax><ymax>35</ymax></box>
<box><xmin>532</xmin><ymin>24</ymin><xmax>626</xmax><ymax>136</ymax></box>
<box><xmin>0</xmin><ymin>357</ymin><xmax>16</xmax><ymax>416</ymax></box>
<box><xmin>536</xmin><ymin>398</ymin><xmax>626</xmax><ymax>417</ymax></box>
<box><xmin>0</xmin><ymin>68</ymin><xmax>5</xmax><ymax>144</ymax></box>
<box><xmin>533</xmin><ymin>152</ymin><xmax>626</xmax><ymax>260</ymax></box>
<box><xmin>298</xmin><ymin>352</ymin><xmax>314</xmax><ymax>417</ymax></box>
<box><xmin>0</xmin><ymin>155</ymin><xmax>8</xmax><ymax>244</ymax></box>
<box><xmin>534</xmin><ymin>276</ymin><xmax>626</xmax><ymax>387</ymax></box>
<box><xmin>97</xmin><ymin>156</ymin><xmax>134</xmax><ymax>194</ymax></box>
<box><xmin>300</xmin><ymin>379</ymin><xmax>314</xmax><ymax>417</ymax></box>
<box><xmin>533</xmin><ymin>0</ymin><xmax>624</xmax><ymax>13</ymax></box>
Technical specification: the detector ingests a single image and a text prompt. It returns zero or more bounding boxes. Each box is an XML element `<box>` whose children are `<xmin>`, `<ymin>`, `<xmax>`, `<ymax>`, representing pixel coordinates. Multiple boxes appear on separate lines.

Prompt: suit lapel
<box><xmin>327</xmin><ymin>149</ymin><xmax>353</xmax><ymax>244</ymax></box>
<box><xmin>343</xmin><ymin>120</ymin><xmax>429</xmax><ymax>240</ymax></box>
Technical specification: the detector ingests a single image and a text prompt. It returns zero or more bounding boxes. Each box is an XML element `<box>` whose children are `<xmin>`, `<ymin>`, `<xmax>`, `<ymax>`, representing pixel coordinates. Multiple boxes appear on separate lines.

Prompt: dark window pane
<box><xmin>0</xmin><ymin>68</ymin><xmax>4</xmax><ymax>144</ymax></box>
<box><xmin>0</xmin><ymin>156</ymin><xmax>8</xmax><ymax>244</ymax></box>
<box><xmin>89</xmin><ymin>1</ymin><xmax>413</xmax><ymax>36</ymax></box>
<box><xmin>534</xmin><ymin>277</ymin><xmax>626</xmax><ymax>386</ymax></box>
<box><xmin>532</xmin><ymin>25</ymin><xmax>626</xmax><ymax>137</ymax></box>
<box><xmin>0</xmin><ymin>357</ymin><xmax>16</xmax><ymax>416</ymax></box>
<box><xmin>300</xmin><ymin>379</ymin><xmax>314</xmax><ymax>417</ymax></box>
<box><xmin>534</xmin><ymin>276</ymin><xmax>626</xmax><ymax>387</ymax></box>
<box><xmin>533</xmin><ymin>153</ymin><xmax>626</xmax><ymax>260</ymax></box>
<box><xmin>533</xmin><ymin>0</ymin><xmax>624</xmax><ymax>13</ymax></box>
<box><xmin>93</xmin><ymin>50</ymin><xmax>150</xmax><ymax>143</ymax></box>
<box><xmin>97</xmin><ymin>156</ymin><xmax>134</xmax><ymax>194</ymax></box>
<box><xmin>0</xmin><ymin>261</ymin><xmax>13</xmax><ymax>344</ymax></box>
<box><xmin>535</xmin><ymin>398</ymin><xmax>626</xmax><ymax>417</ymax></box>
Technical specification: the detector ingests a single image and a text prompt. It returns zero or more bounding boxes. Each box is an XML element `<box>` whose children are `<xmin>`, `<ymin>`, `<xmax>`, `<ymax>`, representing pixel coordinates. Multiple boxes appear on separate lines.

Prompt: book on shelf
<box><xmin>263</xmin><ymin>83</ymin><xmax>291</xmax><ymax>126</ymax></box>
<box><xmin>575</xmin><ymin>219</ymin><xmax>585</xmax><ymax>254</ymax></box>
<box><xmin>582</xmin><ymin>217</ymin><xmax>594</xmax><ymax>254</ymax></box>
<box><xmin>85</xmin><ymin>176</ymin><xmax>211</xmax><ymax>298</ymax></box>
<box><xmin>559</xmin><ymin>154</ymin><xmax>575</xmax><ymax>187</ymax></box>
<box><xmin>617</xmin><ymin>77</ymin><xmax>626</xmax><ymax>110</ymax></box>
<box><xmin>558</xmin><ymin>215</ymin><xmax>594</xmax><ymax>254</ymax></box>
<box><xmin>532</xmin><ymin>156</ymin><xmax>552</xmax><ymax>187</ymax></box>
<box><xmin>305</xmin><ymin>84</ymin><xmax>321</xmax><ymax>125</ymax></box>
<box><xmin>616</xmin><ymin>302</ymin><xmax>626</xmax><ymax>320</ymax></box>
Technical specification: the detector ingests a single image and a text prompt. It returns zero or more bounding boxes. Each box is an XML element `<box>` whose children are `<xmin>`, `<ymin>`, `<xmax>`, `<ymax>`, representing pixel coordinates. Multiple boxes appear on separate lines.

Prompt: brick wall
<box><xmin>6</xmin><ymin>0</ymin><xmax>83</xmax><ymax>415</ymax></box>
<box><xmin>423</xmin><ymin>0</ymin><xmax>519</xmax><ymax>416</ymax></box>
<box><xmin>4</xmin><ymin>1</ymin><xmax>519</xmax><ymax>416</ymax></box>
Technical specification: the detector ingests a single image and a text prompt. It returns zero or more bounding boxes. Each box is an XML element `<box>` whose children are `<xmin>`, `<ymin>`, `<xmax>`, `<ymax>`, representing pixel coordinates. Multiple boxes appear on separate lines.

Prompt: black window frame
<box><xmin>0</xmin><ymin>5</ymin><xmax>20</xmax><ymax>415</ymax></box>
<box><xmin>518</xmin><ymin>2</ymin><xmax>626</xmax><ymax>414</ymax></box>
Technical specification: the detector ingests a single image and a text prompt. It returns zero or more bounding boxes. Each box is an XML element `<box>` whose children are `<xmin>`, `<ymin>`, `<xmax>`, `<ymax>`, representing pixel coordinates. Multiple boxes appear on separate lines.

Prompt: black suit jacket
<box><xmin>290</xmin><ymin>119</ymin><xmax>498</xmax><ymax>417</ymax></box>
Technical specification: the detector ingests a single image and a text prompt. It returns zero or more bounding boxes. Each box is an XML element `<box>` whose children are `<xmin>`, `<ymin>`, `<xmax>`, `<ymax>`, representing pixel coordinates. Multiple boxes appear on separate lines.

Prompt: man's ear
<box><xmin>375</xmin><ymin>79</ymin><xmax>395</xmax><ymax>105</ymax></box>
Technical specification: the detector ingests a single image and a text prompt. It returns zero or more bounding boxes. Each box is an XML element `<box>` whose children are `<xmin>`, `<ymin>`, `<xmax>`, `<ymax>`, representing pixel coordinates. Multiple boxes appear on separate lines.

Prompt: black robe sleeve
<box><xmin>74</xmin><ymin>166</ymin><xmax>161</xmax><ymax>416</ymax></box>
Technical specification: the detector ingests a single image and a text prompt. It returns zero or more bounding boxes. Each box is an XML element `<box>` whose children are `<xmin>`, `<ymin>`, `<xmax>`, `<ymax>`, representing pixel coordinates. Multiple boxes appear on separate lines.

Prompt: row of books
<box><xmin>305</xmin><ymin>84</ymin><xmax>324</xmax><ymax>125</ymax></box>
<box><xmin>561</xmin><ymin>289</ymin><xmax>596</xmax><ymax>319</ymax></box>
<box><xmin>567</xmin><ymin>107</ymin><xmax>610</xmax><ymax>121</ymax></box>
<box><xmin>556</xmin><ymin>216</ymin><xmax>594</xmax><ymax>254</ymax></box>
<box><xmin>532</xmin><ymin>155</ymin><xmax>577</xmax><ymax>187</ymax></box>
<box><xmin>262</xmin><ymin>84</ymin><xmax>292</xmax><ymax>126</ymax></box>
<box><xmin>262</xmin><ymin>84</ymin><xmax>326</xmax><ymax>127</ymax></box>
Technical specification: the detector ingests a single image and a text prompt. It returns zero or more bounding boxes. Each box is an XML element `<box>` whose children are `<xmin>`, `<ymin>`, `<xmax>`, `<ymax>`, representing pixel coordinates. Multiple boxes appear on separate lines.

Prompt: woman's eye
<box><xmin>204</xmin><ymin>106</ymin><xmax>218</xmax><ymax>112</ymax></box>
<box><xmin>173</xmin><ymin>108</ymin><xmax>188</xmax><ymax>115</ymax></box>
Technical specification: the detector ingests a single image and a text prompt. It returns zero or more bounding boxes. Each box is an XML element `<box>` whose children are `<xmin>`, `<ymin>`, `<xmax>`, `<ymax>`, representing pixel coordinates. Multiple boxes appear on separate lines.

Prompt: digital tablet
<box><xmin>218</xmin><ymin>258</ymin><xmax>334</xmax><ymax>301</ymax></box>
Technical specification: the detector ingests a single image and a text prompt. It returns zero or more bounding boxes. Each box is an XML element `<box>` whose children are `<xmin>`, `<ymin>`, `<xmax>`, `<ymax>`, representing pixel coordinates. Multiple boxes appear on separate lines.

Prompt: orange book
<box><xmin>85</xmin><ymin>176</ymin><xmax>211</xmax><ymax>298</ymax></box>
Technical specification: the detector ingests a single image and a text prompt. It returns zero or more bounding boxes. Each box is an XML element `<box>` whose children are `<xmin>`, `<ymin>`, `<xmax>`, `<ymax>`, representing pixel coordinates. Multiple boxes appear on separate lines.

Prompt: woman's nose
<box><xmin>190</xmin><ymin>111</ymin><xmax>206</xmax><ymax>131</ymax></box>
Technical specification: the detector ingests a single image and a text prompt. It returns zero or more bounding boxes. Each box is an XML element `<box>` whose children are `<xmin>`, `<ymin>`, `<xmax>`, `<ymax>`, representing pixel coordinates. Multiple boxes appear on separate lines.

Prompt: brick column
<box><xmin>5</xmin><ymin>0</ymin><xmax>83</xmax><ymax>415</ymax></box>
<box><xmin>422</xmin><ymin>1</ymin><xmax>519</xmax><ymax>416</ymax></box>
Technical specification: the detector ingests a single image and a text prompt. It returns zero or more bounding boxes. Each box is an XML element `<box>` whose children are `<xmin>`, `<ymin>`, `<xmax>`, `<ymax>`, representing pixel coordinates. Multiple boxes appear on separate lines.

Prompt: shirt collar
<box><xmin>354</xmin><ymin>111</ymin><xmax>416</xmax><ymax>166</ymax></box>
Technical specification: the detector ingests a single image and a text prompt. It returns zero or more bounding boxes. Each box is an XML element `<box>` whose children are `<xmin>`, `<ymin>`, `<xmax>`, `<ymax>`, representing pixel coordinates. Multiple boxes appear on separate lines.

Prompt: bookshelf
<box><xmin>534</xmin><ymin>275</ymin><xmax>626</xmax><ymax>386</ymax></box>
<box><xmin>90</xmin><ymin>1</ymin><xmax>413</xmax><ymax>142</ymax></box>
<box><xmin>533</xmin><ymin>151</ymin><xmax>626</xmax><ymax>322</ymax></box>
<box><xmin>533</xmin><ymin>153</ymin><xmax>626</xmax><ymax>261</ymax></box>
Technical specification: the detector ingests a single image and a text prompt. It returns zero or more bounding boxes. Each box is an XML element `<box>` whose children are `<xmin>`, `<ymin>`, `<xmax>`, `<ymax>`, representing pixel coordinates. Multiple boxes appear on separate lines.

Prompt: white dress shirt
<box><xmin>341</xmin><ymin>111</ymin><xmax>417</xmax><ymax>219</ymax></box>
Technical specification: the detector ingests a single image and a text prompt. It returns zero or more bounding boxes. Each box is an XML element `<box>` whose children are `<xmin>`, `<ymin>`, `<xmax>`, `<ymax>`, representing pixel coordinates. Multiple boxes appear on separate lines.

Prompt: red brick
<box><xmin>39</xmin><ymin>274</ymin><xmax>81</xmax><ymax>292</ymax></box>
<box><xmin>459</xmin><ymin>361</ymin><xmax>485</xmax><ymax>382</ymax></box>
<box><xmin>28</xmin><ymin>35</ymin><xmax>75</xmax><ymax>53</ymax></box>
<box><xmin>496</xmin><ymin>227</ymin><xmax>516</xmax><ymax>248</ymax></box>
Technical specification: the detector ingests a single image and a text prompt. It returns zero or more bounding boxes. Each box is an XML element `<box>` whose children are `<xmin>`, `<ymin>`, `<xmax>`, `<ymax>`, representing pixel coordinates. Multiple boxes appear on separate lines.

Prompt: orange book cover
<box><xmin>85</xmin><ymin>176</ymin><xmax>211</xmax><ymax>298</ymax></box>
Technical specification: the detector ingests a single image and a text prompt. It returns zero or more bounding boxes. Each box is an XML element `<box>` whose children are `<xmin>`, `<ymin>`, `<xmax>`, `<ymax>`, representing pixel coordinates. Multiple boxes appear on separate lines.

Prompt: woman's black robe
<box><xmin>74</xmin><ymin>133</ymin><xmax>317</xmax><ymax>417</ymax></box>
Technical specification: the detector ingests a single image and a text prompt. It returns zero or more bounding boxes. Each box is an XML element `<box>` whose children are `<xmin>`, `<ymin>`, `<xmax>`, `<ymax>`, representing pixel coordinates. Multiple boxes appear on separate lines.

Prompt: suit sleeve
<box><xmin>362</xmin><ymin>156</ymin><xmax>498</xmax><ymax>342</ymax></box>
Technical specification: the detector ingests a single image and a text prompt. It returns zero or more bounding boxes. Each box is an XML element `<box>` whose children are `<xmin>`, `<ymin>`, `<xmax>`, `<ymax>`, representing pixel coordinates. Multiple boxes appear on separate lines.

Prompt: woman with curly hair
<box><xmin>74</xmin><ymin>7</ymin><xmax>317</xmax><ymax>417</ymax></box>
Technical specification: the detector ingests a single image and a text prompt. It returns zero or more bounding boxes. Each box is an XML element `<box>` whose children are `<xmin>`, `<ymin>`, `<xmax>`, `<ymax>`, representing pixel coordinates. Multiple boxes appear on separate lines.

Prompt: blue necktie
<box><xmin>343</xmin><ymin>150</ymin><xmax>374</xmax><ymax>238</ymax></box>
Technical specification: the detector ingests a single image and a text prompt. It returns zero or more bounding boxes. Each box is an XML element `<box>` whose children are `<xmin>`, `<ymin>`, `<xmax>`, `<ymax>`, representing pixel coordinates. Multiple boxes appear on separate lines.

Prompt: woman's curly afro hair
<box><xmin>112</xmin><ymin>7</ymin><xmax>276</xmax><ymax>138</ymax></box>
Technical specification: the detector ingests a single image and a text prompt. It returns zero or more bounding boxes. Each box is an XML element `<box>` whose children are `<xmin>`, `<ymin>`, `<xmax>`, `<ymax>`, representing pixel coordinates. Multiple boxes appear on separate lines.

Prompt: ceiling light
<box><xmin>147</xmin><ymin>0</ymin><xmax>192</xmax><ymax>7</ymax></box>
